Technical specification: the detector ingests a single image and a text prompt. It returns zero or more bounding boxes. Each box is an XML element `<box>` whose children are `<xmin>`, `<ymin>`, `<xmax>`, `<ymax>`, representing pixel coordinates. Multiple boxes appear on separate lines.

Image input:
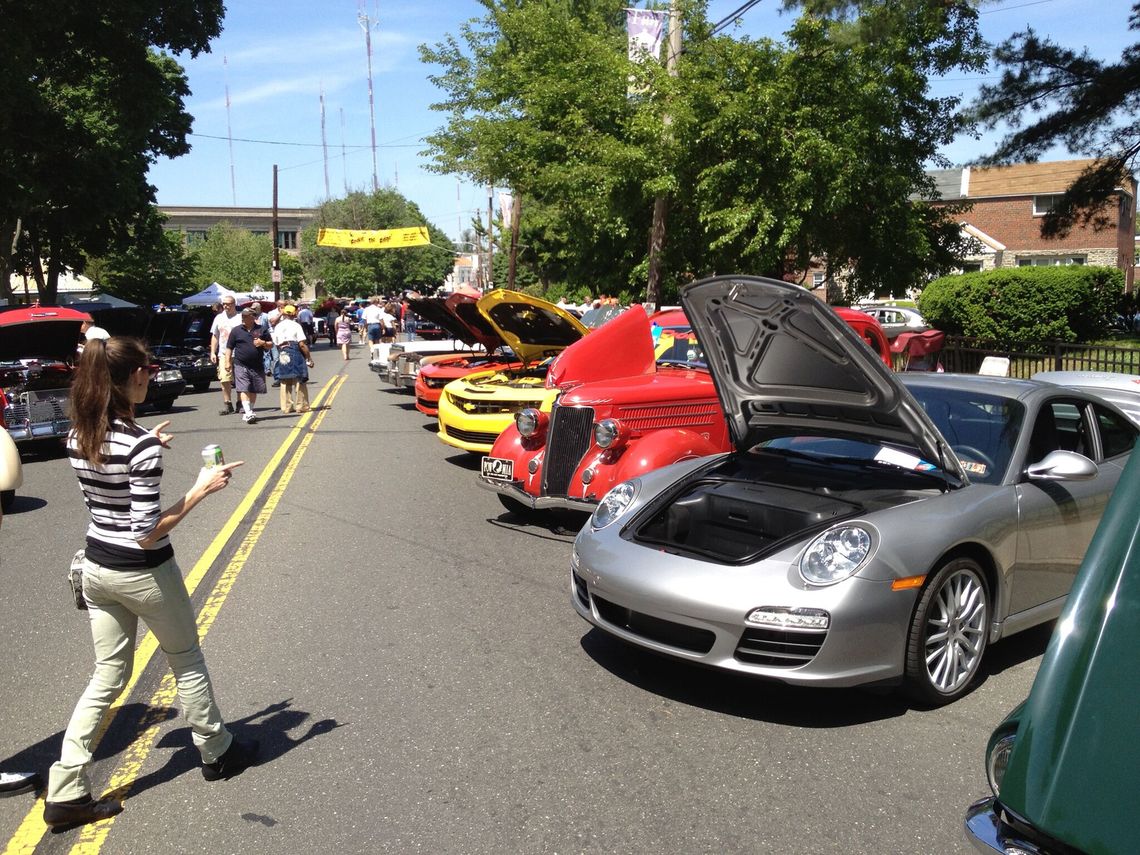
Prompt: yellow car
<box><xmin>437</xmin><ymin>290</ymin><xmax>588</xmax><ymax>453</ymax></box>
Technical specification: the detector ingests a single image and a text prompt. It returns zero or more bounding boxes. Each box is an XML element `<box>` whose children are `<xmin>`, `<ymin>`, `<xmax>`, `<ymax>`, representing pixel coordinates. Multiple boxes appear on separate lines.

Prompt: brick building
<box><xmin>929</xmin><ymin>159</ymin><xmax>1137</xmax><ymax>291</ymax></box>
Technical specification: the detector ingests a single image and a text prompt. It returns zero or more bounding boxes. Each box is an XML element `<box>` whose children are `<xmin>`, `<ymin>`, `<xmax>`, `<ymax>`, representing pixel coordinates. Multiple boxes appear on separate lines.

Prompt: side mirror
<box><xmin>1026</xmin><ymin>449</ymin><xmax>1099</xmax><ymax>482</ymax></box>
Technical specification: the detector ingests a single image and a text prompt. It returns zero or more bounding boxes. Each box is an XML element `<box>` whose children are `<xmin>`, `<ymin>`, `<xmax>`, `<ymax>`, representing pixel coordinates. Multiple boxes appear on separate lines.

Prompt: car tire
<box><xmin>497</xmin><ymin>494</ymin><xmax>538</xmax><ymax>520</ymax></box>
<box><xmin>903</xmin><ymin>557</ymin><xmax>990</xmax><ymax>706</ymax></box>
<box><xmin>1</xmin><ymin>489</ymin><xmax>13</xmax><ymax>512</ymax></box>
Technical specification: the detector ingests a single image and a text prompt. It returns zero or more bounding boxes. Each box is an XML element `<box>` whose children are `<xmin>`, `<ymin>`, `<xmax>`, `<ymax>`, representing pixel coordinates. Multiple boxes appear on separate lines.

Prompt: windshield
<box><xmin>750</xmin><ymin>385</ymin><xmax>1023</xmax><ymax>486</ymax></box>
<box><xmin>655</xmin><ymin>325</ymin><xmax>706</xmax><ymax>368</ymax></box>
<box><xmin>907</xmin><ymin>385</ymin><xmax>1024</xmax><ymax>485</ymax></box>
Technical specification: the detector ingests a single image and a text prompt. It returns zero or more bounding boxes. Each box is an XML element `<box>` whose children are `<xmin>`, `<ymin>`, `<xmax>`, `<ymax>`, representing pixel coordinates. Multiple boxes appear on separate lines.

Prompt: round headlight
<box><xmin>594</xmin><ymin>419</ymin><xmax>620</xmax><ymax>448</ymax></box>
<box><xmin>591</xmin><ymin>480</ymin><xmax>639</xmax><ymax>530</ymax></box>
<box><xmin>516</xmin><ymin>408</ymin><xmax>542</xmax><ymax>438</ymax></box>
<box><xmin>799</xmin><ymin>525</ymin><xmax>873</xmax><ymax>586</ymax></box>
<box><xmin>986</xmin><ymin>733</ymin><xmax>1017</xmax><ymax>797</ymax></box>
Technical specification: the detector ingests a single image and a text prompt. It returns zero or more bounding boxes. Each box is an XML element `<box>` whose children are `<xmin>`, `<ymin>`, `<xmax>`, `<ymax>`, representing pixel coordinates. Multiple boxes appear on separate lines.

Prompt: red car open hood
<box><xmin>0</xmin><ymin>306</ymin><xmax>92</xmax><ymax>362</ymax></box>
<box><xmin>546</xmin><ymin>307</ymin><xmax>656</xmax><ymax>390</ymax></box>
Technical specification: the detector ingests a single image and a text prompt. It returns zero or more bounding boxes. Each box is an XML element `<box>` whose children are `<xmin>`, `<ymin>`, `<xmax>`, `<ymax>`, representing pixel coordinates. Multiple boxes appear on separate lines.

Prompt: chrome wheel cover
<box><xmin>924</xmin><ymin>568</ymin><xmax>987</xmax><ymax>694</ymax></box>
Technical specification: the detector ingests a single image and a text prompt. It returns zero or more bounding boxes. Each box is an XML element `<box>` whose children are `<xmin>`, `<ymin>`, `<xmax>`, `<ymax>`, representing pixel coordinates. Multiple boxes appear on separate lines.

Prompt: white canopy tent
<box><xmin>181</xmin><ymin>282</ymin><xmax>237</xmax><ymax>307</ymax></box>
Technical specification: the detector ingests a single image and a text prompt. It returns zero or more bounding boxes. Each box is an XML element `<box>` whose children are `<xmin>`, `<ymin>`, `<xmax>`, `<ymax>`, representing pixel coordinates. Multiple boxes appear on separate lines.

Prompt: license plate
<box><xmin>481</xmin><ymin>456</ymin><xmax>514</xmax><ymax>481</ymax></box>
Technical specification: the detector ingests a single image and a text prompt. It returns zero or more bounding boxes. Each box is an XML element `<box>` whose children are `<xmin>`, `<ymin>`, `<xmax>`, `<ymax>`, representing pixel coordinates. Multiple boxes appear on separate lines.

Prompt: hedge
<box><xmin>917</xmin><ymin>266</ymin><xmax>1123</xmax><ymax>343</ymax></box>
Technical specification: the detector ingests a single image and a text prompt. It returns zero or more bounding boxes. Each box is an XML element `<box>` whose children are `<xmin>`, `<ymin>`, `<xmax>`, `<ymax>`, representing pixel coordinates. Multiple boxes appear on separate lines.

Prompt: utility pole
<box><xmin>358</xmin><ymin>4</ymin><xmax>380</xmax><ymax>193</ymax></box>
<box><xmin>507</xmin><ymin>194</ymin><xmax>521</xmax><ymax>291</ymax></box>
<box><xmin>486</xmin><ymin>182</ymin><xmax>495</xmax><ymax>291</ymax></box>
<box><xmin>224</xmin><ymin>55</ymin><xmax>237</xmax><ymax>206</ymax></box>
<box><xmin>272</xmin><ymin>164</ymin><xmax>281</xmax><ymax>302</ymax></box>
<box><xmin>645</xmin><ymin>1</ymin><xmax>681</xmax><ymax>312</ymax></box>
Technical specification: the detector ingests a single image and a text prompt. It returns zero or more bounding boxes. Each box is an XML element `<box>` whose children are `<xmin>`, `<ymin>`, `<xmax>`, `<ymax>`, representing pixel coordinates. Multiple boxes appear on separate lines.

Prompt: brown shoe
<box><xmin>43</xmin><ymin>795</ymin><xmax>123</xmax><ymax>828</ymax></box>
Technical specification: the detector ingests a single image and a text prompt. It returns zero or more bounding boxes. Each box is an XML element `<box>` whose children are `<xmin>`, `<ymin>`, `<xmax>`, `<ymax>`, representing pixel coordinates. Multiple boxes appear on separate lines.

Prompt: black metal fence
<box><xmin>940</xmin><ymin>336</ymin><xmax>1140</xmax><ymax>378</ymax></box>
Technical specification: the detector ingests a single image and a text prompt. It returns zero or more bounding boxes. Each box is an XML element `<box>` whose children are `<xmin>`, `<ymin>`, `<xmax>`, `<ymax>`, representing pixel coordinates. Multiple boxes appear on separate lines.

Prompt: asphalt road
<box><xmin>0</xmin><ymin>339</ymin><xmax>1051</xmax><ymax>854</ymax></box>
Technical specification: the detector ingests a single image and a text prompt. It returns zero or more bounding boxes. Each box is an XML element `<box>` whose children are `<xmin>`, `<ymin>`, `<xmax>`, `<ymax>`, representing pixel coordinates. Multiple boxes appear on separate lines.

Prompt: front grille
<box><xmin>734</xmin><ymin>627</ymin><xmax>827</xmax><ymax>667</ymax></box>
<box><xmin>447</xmin><ymin>393</ymin><xmax>542</xmax><ymax>416</ymax></box>
<box><xmin>423</xmin><ymin>376</ymin><xmax>450</xmax><ymax>389</ymax></box>
<box><xmin>617</xmin><ymin>401</ymin><xmax>721</xmax><ymax>432</ymax></box>
<box><xmin>593</xmin><ymin>594</ymin><xmax>715</xmax><ymax>654</ymax></box>
<box><xmin>572</xmin><ymin>570</ymin><xmax>589</xmax><ymax>608</ymax></box>
<box><xmin>416</xmin><ymin>396</ymin><xmax>438</xmax><ymax>411</ymax></box>
<box><xmin>7</xmin><ymin>390</ymin><xmax>69</xmax><ymax>425</ymax></box>
<box><xmin>443</xmin><ymin>425</ymin><xmax>500</xmax><ymax>446</ymax></box>
<box><xmin>541</xmin><ymin>405</ymin><xmax>595</xmax><ymax>497</ymax></box>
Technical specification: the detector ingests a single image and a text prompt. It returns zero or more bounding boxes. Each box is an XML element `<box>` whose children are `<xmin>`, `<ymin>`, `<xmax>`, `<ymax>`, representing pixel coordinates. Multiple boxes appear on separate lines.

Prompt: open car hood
<box><xmin>680</xmin><ymin>275</ymin><xmax>964</xmax><ymax>481</ymax></box>
<box><xmin>547</xmin><ymin>306</ymin><xmax>658</xmax><ymax>389</ymax></box>
<box><xmin>475</xmin><ymin>290</ymin><xmax>587</xmax><ymax>366</ymax></box>
<box><xmin>0</xmin><ymin>306</ymin><xmax>91</xmax><ymax>362</ymax></box>
<box><xmin>407</xmin><ymin>295</ymin><xmax>503</xmax><ymax>352</ymax></box>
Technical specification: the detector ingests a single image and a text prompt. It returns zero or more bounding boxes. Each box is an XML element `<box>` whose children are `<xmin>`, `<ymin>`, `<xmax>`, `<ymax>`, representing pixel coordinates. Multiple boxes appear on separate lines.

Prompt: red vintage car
<box><xmin>478</xmin><ymin>302</ymin><xmax>891</xmax><ymax>516</ymax></box>
<box><xmin>411</xmin><ymin>292</ymin><xmax>522</xmax><ymax>416</ymax></box>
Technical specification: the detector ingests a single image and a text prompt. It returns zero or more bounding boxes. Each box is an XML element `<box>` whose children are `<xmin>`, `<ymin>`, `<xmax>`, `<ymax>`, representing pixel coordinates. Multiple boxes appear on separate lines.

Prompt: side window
<box><xmin>1094</xmin><ymin>404</ymin><xmax>1137</xmax><ymax>458</ymax></box>
<box><xmin>1029</xmin><ymin>400</ymin><xmax>1092</xmax><ymax>460</ymax></box>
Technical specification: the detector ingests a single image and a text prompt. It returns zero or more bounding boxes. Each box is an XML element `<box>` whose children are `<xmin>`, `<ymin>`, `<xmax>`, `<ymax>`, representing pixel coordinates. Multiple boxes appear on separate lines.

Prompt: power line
<box><xmin>189</xmin><ymin>132</ymin><xmax>421</xmax><ymax>149</ymax></box>
<box><xmin>709</xmin><ymin>0</ymin><xmax>764</xmax><ymax>37</ymax></box>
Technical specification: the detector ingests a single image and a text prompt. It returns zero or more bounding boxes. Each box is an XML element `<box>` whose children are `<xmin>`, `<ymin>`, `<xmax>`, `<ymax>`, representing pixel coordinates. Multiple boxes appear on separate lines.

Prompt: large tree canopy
<box><xmin>0</xmin><ymin>0</ymin><xmax>224</xmax><ymax>304</ymax></box>
<box><xmin>420</xmin><ymin>0</ymin><xmax>987</xmax><ymax>299</ymax></box>
<box><xmin>300</xmin><ymin>189</ymin><xmax>456</xmax><ymax>297</ymax></box>
<box><xmin>971</xmin><ymin>1</ymin><xmax>1140</xmax><ymax>238</ymax></box>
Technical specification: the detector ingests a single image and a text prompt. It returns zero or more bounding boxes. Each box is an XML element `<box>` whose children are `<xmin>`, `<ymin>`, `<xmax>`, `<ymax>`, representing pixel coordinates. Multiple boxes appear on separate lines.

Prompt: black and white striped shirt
<box><xmin>67</xmin><ymin>419</ymin><xmax>173</xmax><ymax>569</ymax></box>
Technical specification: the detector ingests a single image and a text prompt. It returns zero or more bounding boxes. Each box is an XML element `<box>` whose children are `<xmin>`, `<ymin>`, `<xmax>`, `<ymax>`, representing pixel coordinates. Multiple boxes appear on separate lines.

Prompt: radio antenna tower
<box><xmin>339</xmin><ymin>108</ymin><xmax>349</xmax><ymax>194</ymax></box>
<box><xmin>357</xmin><ymin>2</ymin><xmax>380</xmax><ymax>192</ymax></box>
<box><xmin>320</xmin><ymin>85</ymin><xmax>330</xmax><ymax>199</ymax></box>
<box><xmin>224</xmin><ymin>54</ymin><xmax>237</xmax><ymax>206</ymax></box>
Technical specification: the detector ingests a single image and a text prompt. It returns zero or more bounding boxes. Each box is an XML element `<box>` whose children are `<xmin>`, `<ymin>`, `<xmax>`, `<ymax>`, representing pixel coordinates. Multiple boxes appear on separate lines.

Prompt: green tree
<box><xmin>0</xmin><ymin>0</ymin><xmax>223</xmax><ymax>305</ymax></box>
<box><xmin>83</xmin><ymin>208</ymin><xmax>197</xmax><ymax>306</ymax></box>
<box><xmin>300</xmin><ymin>189</ymin><xmax>455</xmax><ymax>297</ymax></box>
<box><xmin>971</xmin><ymin>2</ymin><xmax>1140</xmax><ymax>238</ymax></box>
<box><xmin>188</xmin><ymin>224</ymin><xmax>303</xmax><ymax>300</ymax></box>
<box><xmin>420</xmin><ymin>0</ymin><xmax>986</xmax><ymax>298</ymax></box>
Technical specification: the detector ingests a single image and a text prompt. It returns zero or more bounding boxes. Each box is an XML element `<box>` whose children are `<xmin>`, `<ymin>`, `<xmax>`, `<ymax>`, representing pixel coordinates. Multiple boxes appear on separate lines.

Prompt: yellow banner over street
<box><xmin>317</xmin><ymin>226</ymin><xmax>430</xmax><ymax>249</ymax></box>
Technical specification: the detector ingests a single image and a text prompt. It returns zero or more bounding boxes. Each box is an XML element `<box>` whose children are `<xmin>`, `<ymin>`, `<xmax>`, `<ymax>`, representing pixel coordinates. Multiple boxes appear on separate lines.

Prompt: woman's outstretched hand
<box><xmin>151</xmin><ymin>421</ymin><xmax>174</xmax><ymax>448</ymax></box>
<box><xmin>195</xmin><ymin>461</ymin><xmax>245</xmax><ymax>497</ymax></box>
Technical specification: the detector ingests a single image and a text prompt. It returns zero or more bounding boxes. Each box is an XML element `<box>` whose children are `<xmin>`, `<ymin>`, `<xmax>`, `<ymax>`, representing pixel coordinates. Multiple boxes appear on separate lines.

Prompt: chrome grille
<box><xmin>541</xmin><ymin>404</ymin><xmax>595</xmax><ymax>497</ymax></box>
<box><xmin>617</xmin><ymin>401</ymin><xmax>720</xmax><ymax>432</ymax></box>
<box><xmin>734</xmin><ymin>627</ymin><xmax>827</xmax><ymax>667</ymax></box>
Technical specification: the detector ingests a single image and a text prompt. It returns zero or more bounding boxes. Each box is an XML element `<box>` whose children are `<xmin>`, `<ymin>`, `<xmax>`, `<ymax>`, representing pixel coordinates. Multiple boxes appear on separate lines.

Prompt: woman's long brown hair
<box><xmin>68</xmin><ymin>337</ymin><xmax>149</xmax><ymax>464</ymax></box>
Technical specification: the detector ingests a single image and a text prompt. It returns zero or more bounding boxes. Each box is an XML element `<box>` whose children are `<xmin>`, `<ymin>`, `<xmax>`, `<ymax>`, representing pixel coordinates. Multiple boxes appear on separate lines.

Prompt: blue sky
<box><xmin>146</xmin><ymin>0</ymin><xmax>1137</xmax><ymax>242</ymax></box>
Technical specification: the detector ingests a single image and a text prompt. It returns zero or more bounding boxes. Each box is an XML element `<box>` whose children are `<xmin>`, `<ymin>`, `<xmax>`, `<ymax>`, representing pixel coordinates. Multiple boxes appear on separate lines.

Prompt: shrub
<box><xmin>918</xmin><ymin>266</ymin><xmax>1123</xmax><ymax>343</ymax></box>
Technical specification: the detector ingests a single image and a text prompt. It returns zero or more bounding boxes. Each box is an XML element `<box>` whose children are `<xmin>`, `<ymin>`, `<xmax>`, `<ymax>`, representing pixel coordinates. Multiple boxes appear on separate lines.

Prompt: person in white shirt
<box><xmin>270</xmin><ymin>305</ymin><xmax>314</xmax><ymax>413</ymax></box>
<box><xmin>209</xmin><ymin>296</ymin><xmax>244</xmax><ymax>415</ymax></box>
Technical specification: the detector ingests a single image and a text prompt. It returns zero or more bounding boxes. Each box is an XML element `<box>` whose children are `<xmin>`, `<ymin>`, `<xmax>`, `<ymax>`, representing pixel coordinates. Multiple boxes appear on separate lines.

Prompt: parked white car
<box><xmin>856</xmin><ymin>305</ymin><xmax>929</xmax><ymax>339</ymax></box>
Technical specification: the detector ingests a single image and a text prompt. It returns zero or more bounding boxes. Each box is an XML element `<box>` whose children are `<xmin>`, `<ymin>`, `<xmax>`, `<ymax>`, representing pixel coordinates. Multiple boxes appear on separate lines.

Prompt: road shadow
<box><xmin>0</xmin><ymin>703</ymin><xmax>175</xmax><ymax>799</ymax></box>
<box><xmin>105</xmin><ymin>698</ymin><xmax>344</xmax><ymax>803</ymax></box>
<box><xmin>1</xmin><ymin>494</ymin><xmax>48</xmax><ymax>514</ymax></box>
<box><xmin>579</xmin><ymin>629</ymin><xmax>911</xmax><ymax>727</ymax></box>
<box><xmin>443</xmin><ymin>452</ymin><xmax>481</xmax><ymax>471</ymax></box>
<box><xmin>974</xmin><ymin>621</ymin><xmax>1053</xmax><ymax>682</ymax></box>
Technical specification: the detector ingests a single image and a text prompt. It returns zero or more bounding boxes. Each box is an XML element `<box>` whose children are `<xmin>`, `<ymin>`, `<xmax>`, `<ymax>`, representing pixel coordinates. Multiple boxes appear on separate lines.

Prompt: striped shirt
<box><xmin>67</xmin><ymin>419</ymin><xmax>173</xmax><ymax>569</ymax></box>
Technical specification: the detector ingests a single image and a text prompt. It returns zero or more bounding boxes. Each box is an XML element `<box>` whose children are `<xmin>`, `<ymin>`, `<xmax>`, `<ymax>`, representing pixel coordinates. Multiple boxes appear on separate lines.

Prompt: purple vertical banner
<box><xmin>626</xmin><ymin>9</ymin><xmax>666</xmax><ymax>63</ymax></box>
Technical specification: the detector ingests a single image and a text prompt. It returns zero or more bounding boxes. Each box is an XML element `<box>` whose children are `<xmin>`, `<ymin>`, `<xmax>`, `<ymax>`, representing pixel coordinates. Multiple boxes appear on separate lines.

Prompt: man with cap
<box><xmin>271</xmin><ymin>304</ymin><xmax>314</xmax><ymax>413</ymax></box>
<box><xmin>223</xmin><ymin>309</ymin><xmax>273</xmax><ymax>423</ymax></box>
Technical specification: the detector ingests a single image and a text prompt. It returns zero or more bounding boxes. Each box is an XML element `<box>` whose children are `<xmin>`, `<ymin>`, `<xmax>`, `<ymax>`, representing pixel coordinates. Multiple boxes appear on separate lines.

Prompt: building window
<box><xmin>961</xmin><ymin>262</ymin><xmax>983</xmax><ymax>273</ymax></box>
<box><xmin>812</xmin><ymin>272</ymin><xmax>825</xmax><ymax>287</ymax></box>
<box><xmin>277</xmin><ymin>231</ymin><xmax>297</xmax><ymax>250</ymax></box>
<box><xmin>1033</xmin><ymin>194</ymin><xmax>1064</xmax><ymax>216</ymax></box>
<box><xmin>1017</xmin><ymin>256</ymin><xmax>1086</xmax><ymax>266</ymax></box>
<box><xmin>186</xmin><ymin>230</ymin><xmax>208</xmax><ymax>246</ymax></box>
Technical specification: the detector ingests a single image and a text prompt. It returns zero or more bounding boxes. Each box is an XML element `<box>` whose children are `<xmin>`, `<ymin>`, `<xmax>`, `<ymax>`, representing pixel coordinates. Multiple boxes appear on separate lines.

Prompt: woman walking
<box><xmin>335</xmin><ymin>308</ymin><xmax>354</xmax><ymax>360</ymax></box>
<box><xmin>44</xmin><ymin>337</ymin><xmax>258</xmax><ymax>829</ymax></box>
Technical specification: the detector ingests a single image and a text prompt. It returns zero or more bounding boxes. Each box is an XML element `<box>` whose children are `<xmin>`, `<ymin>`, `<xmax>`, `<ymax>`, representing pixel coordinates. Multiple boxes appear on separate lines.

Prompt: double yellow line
<box><xmin>3</xmin><ymin>373</ymin><xmax>348</xmax><ymax>855</ymax></box>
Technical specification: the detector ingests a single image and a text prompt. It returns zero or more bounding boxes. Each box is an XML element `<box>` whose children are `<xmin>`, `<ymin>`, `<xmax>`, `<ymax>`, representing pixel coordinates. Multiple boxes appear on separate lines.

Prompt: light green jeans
<box><xmin>47</xmin><ymin>555</ymin><xmax>233</xmax><ymax>801</ymax></box>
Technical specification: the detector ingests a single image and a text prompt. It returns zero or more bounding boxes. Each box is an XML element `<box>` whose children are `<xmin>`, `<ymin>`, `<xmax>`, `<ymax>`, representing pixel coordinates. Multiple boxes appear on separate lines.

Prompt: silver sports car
<box><xmin>571</xmin><ymin>275</ymin><xmax>1138</xmax><ymax>705</ymax></box>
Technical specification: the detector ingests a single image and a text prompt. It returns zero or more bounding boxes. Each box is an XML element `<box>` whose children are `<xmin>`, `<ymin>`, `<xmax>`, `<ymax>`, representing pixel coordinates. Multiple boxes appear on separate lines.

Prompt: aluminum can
<box><xmin>202</xmin><ymin>444</ymin><xmax>225</xmax><ymax>469</ymax></box>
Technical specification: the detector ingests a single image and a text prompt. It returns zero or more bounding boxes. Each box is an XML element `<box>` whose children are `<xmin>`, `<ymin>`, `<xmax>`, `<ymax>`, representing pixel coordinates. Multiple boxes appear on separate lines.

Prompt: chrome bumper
<box><xmin>964</xmin><ymin>798</ymin><xmax>1045</xmax><ymax>854</ymax></box>
<box><xmin>477</xmin><ymin>476</ymin><xmax>597</xmax><ymax>513</ymax></box>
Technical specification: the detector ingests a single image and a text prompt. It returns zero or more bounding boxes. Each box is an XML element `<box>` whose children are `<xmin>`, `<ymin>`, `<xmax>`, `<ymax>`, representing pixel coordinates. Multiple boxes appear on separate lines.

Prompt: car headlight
<box><xmin>157</xmin><ymin>369</ymin><xmax>182</xmax><ymax>383</ymax></box>
<box><xmin>986</xmin><ymin>732</ymin><xmax>1017</xmax><ymax>797</ymax></box>
<box><xmin>594</xmin><ymin>418</ymin><xmax>628</xmax><ymax>449</ymax></box>
<box><xmin>516</xmin><ymin>408</ymin><xmax>547</xmax><ymax>439</ymax></box>
<box><xmin>591</xmin><ymin>480</ymin><xmax>639</xmax><ymax>530</ymax></box>
<box><xmin>799</xmin><ymin>525</ymin><xmax>873</xmax><ymax>586</ymax></box>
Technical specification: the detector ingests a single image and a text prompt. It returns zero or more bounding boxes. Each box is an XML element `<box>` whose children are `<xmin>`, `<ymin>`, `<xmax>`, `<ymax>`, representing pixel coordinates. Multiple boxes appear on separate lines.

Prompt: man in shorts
<box><xmin>224</xmin><ymin>309</ymin><xmax>273</xmax><ymax>424</ymax></box>
<box><xmin>209</xmin><ymin>296</ymin><xmax>243</xmax><ymax>415</ymax></box>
